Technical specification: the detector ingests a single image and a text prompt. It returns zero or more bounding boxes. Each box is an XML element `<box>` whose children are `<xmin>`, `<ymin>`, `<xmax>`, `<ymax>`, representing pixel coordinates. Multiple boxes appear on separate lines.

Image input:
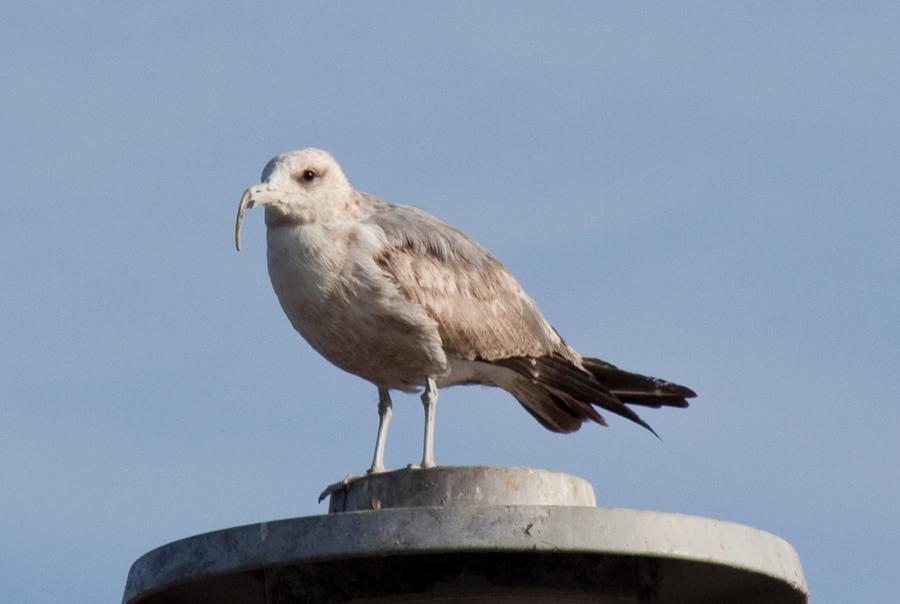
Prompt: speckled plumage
<box><xmin>236</xmin><ymin>148</ymin><xmax>694</xmax><ymax>471</ymax></box>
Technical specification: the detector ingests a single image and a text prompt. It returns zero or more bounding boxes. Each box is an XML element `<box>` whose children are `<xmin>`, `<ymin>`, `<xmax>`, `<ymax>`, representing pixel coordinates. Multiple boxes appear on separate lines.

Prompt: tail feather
<box><xmin>491</xmin><ymin>354</ymin><xmax>695</xmax><ymax>437</ymax></box>
<box><xmin>582</xmin><ymin>357</ymin><xmax>695</xmax><ymax>408</ymax></box>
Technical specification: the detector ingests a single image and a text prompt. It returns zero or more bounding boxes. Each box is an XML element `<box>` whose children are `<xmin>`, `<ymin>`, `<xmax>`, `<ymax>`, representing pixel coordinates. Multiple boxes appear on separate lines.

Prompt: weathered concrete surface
<box><xmin>327</xmin><ymin>466</ymin><xmax>596</xmax><ymax>512</ymax></box>
<box><xmin>122</xmin><ymin>467</ymin><xmax>808</xmax><ymax>604</ymax></box>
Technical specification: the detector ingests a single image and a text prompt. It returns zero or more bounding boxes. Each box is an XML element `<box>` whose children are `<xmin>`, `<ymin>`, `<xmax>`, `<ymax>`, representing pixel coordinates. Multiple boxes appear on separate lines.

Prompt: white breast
<box><xmin>265</xmin><ymin>221</ymin><xmax>449</xmax><ymax>391</ymax></box>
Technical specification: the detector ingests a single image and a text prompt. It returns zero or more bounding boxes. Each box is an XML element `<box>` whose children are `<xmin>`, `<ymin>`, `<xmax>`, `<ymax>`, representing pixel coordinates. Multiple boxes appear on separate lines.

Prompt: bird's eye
<box><xmin>301</xmin><ymin>169</ymin><xmax>316</xmax><ymax>182</ymax></box>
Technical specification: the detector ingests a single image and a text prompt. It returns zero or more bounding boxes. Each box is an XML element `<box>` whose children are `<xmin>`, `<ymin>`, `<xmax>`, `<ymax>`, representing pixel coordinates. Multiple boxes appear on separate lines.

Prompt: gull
<box><xmin>236</xmin><ymin>148</ymin><xmax>695</xmax><ymax>476</ymax></box>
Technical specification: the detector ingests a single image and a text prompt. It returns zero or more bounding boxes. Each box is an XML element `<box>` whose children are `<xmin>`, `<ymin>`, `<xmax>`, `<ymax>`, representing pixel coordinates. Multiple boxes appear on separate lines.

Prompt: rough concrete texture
<box><xmin>327</xmin><ymin>466</ymin><xmax>596</xmax><ymax>512</ymax></box>
<box><xmin>122</xmin><ymin>467</ymin><xmax>808</xmax><ymax>604</ymax></box>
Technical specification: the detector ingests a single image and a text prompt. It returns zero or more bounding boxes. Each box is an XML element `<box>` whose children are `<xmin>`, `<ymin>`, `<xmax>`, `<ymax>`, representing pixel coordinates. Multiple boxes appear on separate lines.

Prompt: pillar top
<box><xmin>123</xmin><ymin>466</ymin><xmax>808</xmax><ymax>604</ymax></box>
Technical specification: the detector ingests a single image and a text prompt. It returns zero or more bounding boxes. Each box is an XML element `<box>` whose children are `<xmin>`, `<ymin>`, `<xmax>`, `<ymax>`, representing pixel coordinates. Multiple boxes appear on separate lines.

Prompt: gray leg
<box><xmin>420</xmin><ymin>377</ymin><xmax>437</xmax><ymax>469</ymax></box>
<box><xmin>369</xmin><ymin>388</ymin><xmax>392</xmax><ymax>474</ymax></box>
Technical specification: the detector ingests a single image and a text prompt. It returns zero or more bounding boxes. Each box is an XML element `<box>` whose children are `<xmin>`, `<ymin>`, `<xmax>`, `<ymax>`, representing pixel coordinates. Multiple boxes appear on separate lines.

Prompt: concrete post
<box><xmin>122</xmin><ymin>466</ymin><xmax>808</xmax><ymax>604</ymax></box>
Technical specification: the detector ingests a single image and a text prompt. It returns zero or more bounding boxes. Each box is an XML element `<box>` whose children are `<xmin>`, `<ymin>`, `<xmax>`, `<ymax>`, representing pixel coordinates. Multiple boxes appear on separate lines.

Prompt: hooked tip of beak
<box><xmin>235</xmin><ymin>184</ymin><xmax>284</xmax><ymax>251</ymax></box>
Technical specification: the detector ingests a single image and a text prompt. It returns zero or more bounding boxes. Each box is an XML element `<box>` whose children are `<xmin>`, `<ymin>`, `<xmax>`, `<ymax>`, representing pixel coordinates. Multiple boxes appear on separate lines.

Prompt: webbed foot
<box><xmin>317</xmin><ymin>473</ymin><xmax>364</xmax><ymax>503</ymax></box>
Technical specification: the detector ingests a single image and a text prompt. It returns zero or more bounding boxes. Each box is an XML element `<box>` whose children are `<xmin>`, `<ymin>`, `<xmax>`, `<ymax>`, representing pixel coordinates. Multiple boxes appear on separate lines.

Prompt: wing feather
<box><xmin>361</xmin><ymin>195</ymin><xmax>574</xmax><ymax>363</ymax></box>
<box><xmin>355</xmin><ymin>193</ymin><xmax>695</xmax><ymax>437</ymax></box>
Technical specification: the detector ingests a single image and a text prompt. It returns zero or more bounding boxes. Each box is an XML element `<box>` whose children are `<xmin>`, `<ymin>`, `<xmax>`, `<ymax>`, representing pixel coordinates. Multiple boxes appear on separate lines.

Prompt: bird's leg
<box><xmin>319</xmin><ymin>389</ymin><xmax>390</xmax><ymax>501</ymax></box>
<box><xmin>369</xmin><ymin>388</ymin><xmax>392</xmax><ymax>474</ymax></box>
<box><xmin>419</xmin><ymin>377</ymin><xmax>438</xmax><ymax>469</ymax></box>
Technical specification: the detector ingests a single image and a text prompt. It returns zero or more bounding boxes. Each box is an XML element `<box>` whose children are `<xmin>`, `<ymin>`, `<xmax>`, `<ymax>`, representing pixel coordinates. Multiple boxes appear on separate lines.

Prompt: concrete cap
<box><xmin>327</xmin><ymin>466</ymin><xmax>596</xmax><ymax>512</ymax></box>
<box><xmin>123</xmin><ymin>466</ymin><xmax>808</xmax><ymax>604</ymax></box>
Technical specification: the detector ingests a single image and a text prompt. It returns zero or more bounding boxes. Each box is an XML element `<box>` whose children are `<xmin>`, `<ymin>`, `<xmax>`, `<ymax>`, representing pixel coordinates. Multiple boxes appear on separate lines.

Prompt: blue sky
<box><xmin>2</xmin><ymin>3</ymin><xmax>897</xmax><ymax>602</ymax></box>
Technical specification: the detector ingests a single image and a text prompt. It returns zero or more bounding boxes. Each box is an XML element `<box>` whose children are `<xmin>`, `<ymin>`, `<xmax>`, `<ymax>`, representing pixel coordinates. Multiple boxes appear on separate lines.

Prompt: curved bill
<box><xmin>235</xmin><ymin>184</ymin><xmax>284</xmax><ymax>251</ymax></box>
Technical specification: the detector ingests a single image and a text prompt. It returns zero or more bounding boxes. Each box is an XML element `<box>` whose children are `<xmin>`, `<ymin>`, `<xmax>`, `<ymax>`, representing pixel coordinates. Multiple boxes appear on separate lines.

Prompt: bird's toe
<box><xmin>317</xmin><ymin>473</ymin><xmax>365</xmax><ymax>503</ymax></box>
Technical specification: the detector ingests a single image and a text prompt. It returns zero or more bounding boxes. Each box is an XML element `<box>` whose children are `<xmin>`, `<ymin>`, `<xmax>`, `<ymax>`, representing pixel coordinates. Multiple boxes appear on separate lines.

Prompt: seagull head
<box><xmin>235</xmin><ymin>148</ymin><xmax>355</xmax><ymax>250</ymax></box>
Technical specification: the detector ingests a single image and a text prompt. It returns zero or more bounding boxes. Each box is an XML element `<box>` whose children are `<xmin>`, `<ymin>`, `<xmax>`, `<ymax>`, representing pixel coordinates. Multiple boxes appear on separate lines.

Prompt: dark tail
<box><xmin>494</xmin><ymin>355</ymin><xmax>695</xmax><ymax>437</ymax></box>
<box><xmin>582</xmin><ymin>357</ymin><xmax>695</xmax><ymax>408</ymax></box>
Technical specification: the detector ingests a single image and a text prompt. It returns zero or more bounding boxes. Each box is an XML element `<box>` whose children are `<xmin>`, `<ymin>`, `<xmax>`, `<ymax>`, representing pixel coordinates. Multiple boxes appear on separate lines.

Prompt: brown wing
<box><xmin>363</xmin><ymin>196</ymin><xmax>575</xmax><ymax>363</ymax></box>
<box><xmin>361</xmin><ymin>194</ymin><xmax>695</xmax><ymax>436</ymax></box>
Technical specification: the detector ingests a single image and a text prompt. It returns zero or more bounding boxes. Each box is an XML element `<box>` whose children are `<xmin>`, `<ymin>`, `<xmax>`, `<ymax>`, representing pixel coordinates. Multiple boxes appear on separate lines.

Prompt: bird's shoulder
<box><xmin>357</xmin><ymin>193</ymin><xmax>496</xmax><ymax>267</ymax></box>
<box><xmin>354</xmin><ymin>192</ymin><xmax>567</xmax><ymax>361</ymax></box>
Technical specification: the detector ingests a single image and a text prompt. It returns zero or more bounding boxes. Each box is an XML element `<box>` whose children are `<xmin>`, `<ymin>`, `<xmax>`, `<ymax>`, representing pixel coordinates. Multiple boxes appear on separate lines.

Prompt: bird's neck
<box><xmin>264</xmin><ymin>199</ymin><xmax>361</xmax><ymax>228</ymax></box>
